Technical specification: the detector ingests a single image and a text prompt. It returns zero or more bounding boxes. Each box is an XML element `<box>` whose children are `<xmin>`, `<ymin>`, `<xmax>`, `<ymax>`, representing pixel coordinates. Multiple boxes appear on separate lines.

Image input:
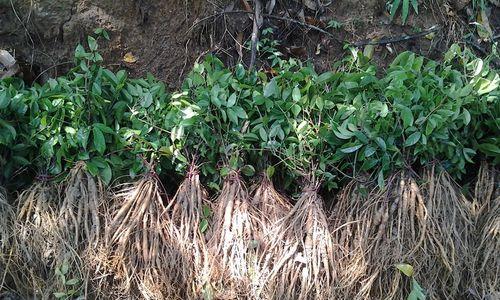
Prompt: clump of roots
<box><xmin>470</xmin><ymin>163</ymin><xmax>499</xmax><ymax>298</ymax></box>
<box><xmin>330</xmin><ymin>176</ymin><xmax>414</xmax><ymax>299</ymax></box>
<box><xmin>207</xmin><ymin>171</ymin><xmax>259</xmax><ymax>298</ymax></box>
<box><xmin>11</xmin><ymin>181</ymin><xmax>61</xmax><ymax>298</ymax></box>
<box><xmin>103</xmin><ymin>174</ymin><xmax>172</xmax><ymax>299</ymax></box>
<box><xmin>265</xmin><ymin>181</ymin><xmax>334</xmax><ymax>300</ymax></box>
<box><xmin>59</xmin><ymin>162</ymin><xmax>104</xmax><ymax>250</ymax></box>
<box><xmin>163</xmin><ymin>165</ymin><xmax>210</xmax><ymax>298</ymax></box>
<box><xmin>420</xmin><ymin>167</ymin><xmax>474</xmax><ymax>299</ymax></box>
<box><xmin>331</xmin><ymin>167</ymin><xmax>473</xmax><ymax>299</ymax></box>
<box><xmin>57</xmin><ymin>163</ymin><xmax>106</xmax><ymax>297</ymax></box>
<box><xmin>249</xmin><ymin>173</ymin><xmax>292</xmax><ymax>298</ymax></box>
<box><xmin>251</xmin><ymin>173</ymin><xmax>292</xmax><ymax>244</ymax></box>
<box><xmin>0</xmin><ymin>188</ymin><xmax>14</xmax><ymax>290</ymax></box>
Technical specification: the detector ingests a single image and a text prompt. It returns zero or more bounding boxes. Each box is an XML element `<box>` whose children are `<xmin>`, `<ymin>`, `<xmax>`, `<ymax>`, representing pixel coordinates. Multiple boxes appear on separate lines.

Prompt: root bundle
<box><xmin>470</xmin><ymin>163</ymin><xmax>499</xmax><ymax>298</ymax></box>
<box><xmin>329</xmin><ymin>175</ymin><xmax>423</xmax><ymax>299</ymax></box>
<box><xmin>331</xmin><ymin>167</ymin><xmax>473</xmax><ymax>299</ymax></box>
<box><xmin>0</xmin><ymin>188</ymin><xmax>13</xmax><ymax>290</ymax></box>
<box><xmin>59</xmin><ymin>163</ymin><xmax>104</xmax><ymax>250</ymax></box>
<box><xmin>250</xmin><ymin>174</ymin><xmax>292</xmax><ymax>298</ymax></box>
<box><xmin>207</xmin><ymin>172</ymin><xmax>258</xmax><ymax>298</ymax></box>
<box><xmin>57</xmin><ymin>163</ymin><xmax>106</xmax><ymax>298</ymax></box>
<box><xmin>266</xmin><ymin>182</ymin><xmax>334</xmax><ymax>300</ymax></box>
<box><xmin>11</xmin><ymin>181</ymin><xmax>61</xmax><ymax>298</ymax></box>
<box><xmin>104</xmin><ymin>174</ymin><xmax>170</xmax><ymax>299</ymax></box>
<box><xmin>418</xmin><ymin>167</ymin><xmax>474</xmax><ymax>299</ymax></box>
<box><xmin>473</xmin><ymin>198</ymin><xmax>500</xmax><ymax>298</ymax></box>
<box><xmin>0</xmin><ymin>164</ymin><xmax>496</xmax><ymax>299</ymax></box>
<box><xmin>163</xmin><ymin>166</ymin><xmax>210</xmax><ymax>298</ymax></box>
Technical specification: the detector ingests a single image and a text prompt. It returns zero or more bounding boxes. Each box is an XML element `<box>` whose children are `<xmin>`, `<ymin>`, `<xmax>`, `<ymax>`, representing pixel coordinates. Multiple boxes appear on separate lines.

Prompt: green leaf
<box><xmin>361</xmin><ymin>158</ymin><xmax>379</xmax><ymax>171</ymax></box>
<box><xmin>227</xmin><ymin>108</ymin><xmax>238</xmax><ymax>125</ymax></box>
<box><xmin>61</xmin><ymin>261</ymin><xmax>69</xmax><ymax>275</ymax></box>
<box><xmin>227</xmin><ymin>93</ymin><xmax>237</xmax><ymax>107</ymax></box>
<box><xmin>411</xmin><ymin>0</ymin><xmax>418</xmax><ymax>14</ymax></box>
<box><xmin>95</xmin><ymin>123</ymin><xmax>115</xmax><ymax>134</ymax></box>
<box><xmin>354</xmin><ymin>131</ymin><xmax>368</xmax><ymax>144</ymax></box>
<box><xmin>64</xmin><ymin>127</ymin><xmax>76</xmax><ymax>135</ymax></box>
<box><xmin>86</xmin><ymin>161</ymin><xmax>99</xmax><ymax>176</ymax></box>
<box><xmin>77</xmin><ymin>128</ymin><xmax>90</xmax><ymax>149</ymax></box>
<box><xmin>390</xmin><ymin>0</ymin><xmax>401</xmax><ymax>20</ymax></box>
<box><xmin>92</xmin><ymin>82</ymin><xmax>102</xmax><ymax>95</ymax></box>
<box><xmin>141</xmin><ymin>92</ymin><xmax>153</xmax><ymax>108</ymax></box>
<box><xmin>291</xmin><ymin>104</ymin><xmax>301</xmax><ymax>117</ymax></box>
<box><xmin>211</xmin><ymin>86</ymin><xmax>221</xmax><ymax>107</ymax></box>
<box><xmin>259</xmin><ymin>127</ymin><xmax>268</xmax><ymax>142</ymax></box>
<box><xmin>233</xmin><ymin>106</ymin><xmax>247</xmax><ymax>119</ymax></box>
<box><xmin>463</xmin><ymin>148</ymin><xmax>476</xmax><ymax>163</ymax></box>
<box><xmin>334</xmin><ymin>126</ymin><xmax>354</xmax><ymax>139</ymax></box>
<box><xmin>292</xmin><ymin>86</ymin><xmax>301</xmax><ymax>101</ymax></box>
<box><xmin>315</xmin><ymin>96</ymin><xmax>324</xmax><ymax>111</ymax></box>
<box><xmin>379</xmin><ymin>103</ymin><xmax>389</xmax><ymax>117</ymax></box>
<box><xmin>340</xmin><ymin>144</ymin><xmax>363</xmax><ymax>153</ymax></box>
<box><xmin>404</xmin><ymin>132</ymin><xmax>421</xmax><ymax>147</ymax></box>
<box><xmin>220</xmin><ymin>167</ymin><xmax>230</xmax><ymax>177</ymax></box>
<box><xmin>202</xmin><ymin>205</ymin><xmax>212</xmax><ymax>218</ymax></box>
<box><xmin>65</xmin><ymin>278</ymin><xmax>80</xmax><ymax>285</ymax></box>
<box><xmin>0</xmin><ymin>90</ymin><xmax>10</xmax><ymax>109</ymax></box>
<box><xmin>375</xmin><ymin>137</ymin><xmax>387</xmax><ymax>151</ymax></box>
<box><xmin>408</xmin><ymin>278</ymin><xmax>426</xmax><ymax>300</ymax></box>
<box><xmin>364</xmin><ymin>146</ymin><xmax>376</xmax><ymax>157</ymax></box>
<box><xmin>241</xmin><ymin>165</ymin><xmax>255</xmax><ymax>176</ymax></box>
<box><xmin>266</xmin><ymin>165</ymin><xmax>275</xmax><ymax>178</ymax></box>
<box><xmin>478</xmin><ymin>143</ymin><xmax>500</xmax><ymax>156</ymax></box>
<box><xmin>88</xmin><ymin>36</ymin><xmax>98</xmax><ymax>51</ymax></box>
<box><xmin>53</xmin><ymin>292</ymin><xmax>67</xmax><ymax>299</ymax></box>
<box><xmin>264</xmin><ymin>78</ymin><xmax>278</xmax><ymax>98</ymax></box>
<box><xmin>92</xmin><ymin>126</ymin><xmax>106</xmax><ymax>154</ymax></box>
<box><xmin>199</xmin><ymin>219</ymin><xmax>209</xmax><ymax>233</ymax></box>
<box><xmin>401</xmin><ymin>0</ymin><xmax>409</xmax><ymax>24</ymax></box>
<box><xmin>12</xmin><ymin>156</ymin><xmax>30</xmax><ymax>166</ymax></box>
<box><xmin>396</xmin><ymin>263</ymin><xmax>414</xmax><ymax>277</ymax></box>
<box><xmin>377</xmin><ymin>169</ymin><xmax>385</xmax><ymax>188</ymax></box>
<box><xmin>235</xmin><ymin>64</ymin><xmax>245</xmax><ymax>80</ymax></box>
<box><xmin>399</xmin><ymin>105</ymin><xmax>414</xmax><ymax>128</ymax></box>
<box><xmin>41</xmin><ymin>140</ymin><xmax>54</xmax><ymax>159</ymax></box>
<box><xmin>475</xmin><ymin>75</ymin><xmax>500</xmax><ymax>95</ymax></box>
<box><xmin>316</xmin><ymin>72</ymin><xmax>334</xmax><ymax>84</ymax></box>
<box><xmin>75</xmin><ymin>44</ymin><xmax>86</xmax><ymax>58</ymax></box>
<box><xmin>99</xmin><ymin>163</ymin><xmax>112</xmax><ymax>185</ymax></box>
<box><xmin>462</xmin><ymin>109</ymin><xmax>471</xmax><ymax>125</ymax></box>
<box><xmin>102</xmin><ymin>69</ymin><xmax>118</xmax><ymax>85</ymax></box>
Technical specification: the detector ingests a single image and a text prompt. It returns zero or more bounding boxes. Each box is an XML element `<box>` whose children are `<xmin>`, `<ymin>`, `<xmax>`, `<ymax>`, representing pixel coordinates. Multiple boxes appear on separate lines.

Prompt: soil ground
<box><xmin>0</xmin><ymin>0</ymin><xmax>498</xmax><ymax>87</ymax></box>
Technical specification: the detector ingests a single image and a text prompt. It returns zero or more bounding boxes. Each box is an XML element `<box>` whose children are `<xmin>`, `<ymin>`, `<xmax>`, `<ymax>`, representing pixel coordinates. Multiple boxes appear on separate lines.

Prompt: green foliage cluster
<box><xmin>387</xmin><ymin>0</ymin><xmax>419</xmax><ymax>24</ymax></box>
<box><xmin>0</xmin><ymin>30</ymin><xmax>498</xmax><ymax>190</ymax></box>
<box><xmin>0</xmin><ymin>30</ymin><xmax>177</xmax><ymax>187</ymax></box>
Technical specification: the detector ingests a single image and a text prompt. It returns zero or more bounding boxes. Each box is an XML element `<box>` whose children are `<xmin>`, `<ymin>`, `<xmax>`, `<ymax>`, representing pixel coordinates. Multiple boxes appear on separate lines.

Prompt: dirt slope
<box><xmin>0</xmin><ymin>0</ymin><xmax>498</xmax><ymax>86</ymax></box>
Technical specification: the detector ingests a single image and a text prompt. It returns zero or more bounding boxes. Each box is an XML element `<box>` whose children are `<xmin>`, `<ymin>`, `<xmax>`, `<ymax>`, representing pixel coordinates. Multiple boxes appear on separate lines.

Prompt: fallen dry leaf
<box><xmin>363</xmin><ymin>44</ymin><xmax>375</xmax><ymax>59</ymax></box>
<box><xmin>123</xmin><ymin>52</ymin><xmax>137</xmax><ymax>63</ymax></box>
<box><xmin>315</xmin><ymin>44</ymin><xmax>321</xmax><ymax>55</ymax></box>
<box><xmin>236</xmin><ymin>32</ymin><xmax>244</xmax><ymax>61</ymax></box>
<box><xmin>476</xmin><ymin>10</ymin><xmax>493</xmax><ymax>41</ymax></box>
<box><xmin>240</xmin><ymin>0</ymin><xmax>252</xmax><ymax>13</ymax></box>
<box><xmin>425</xmin><ymin>32</ymin><xmax>436</xmax><ymax>40</ymax></box>
<box><xmin>305</xmin><ymin>16</ymin><xmax>326</xmax><ymax>28</ymax></box>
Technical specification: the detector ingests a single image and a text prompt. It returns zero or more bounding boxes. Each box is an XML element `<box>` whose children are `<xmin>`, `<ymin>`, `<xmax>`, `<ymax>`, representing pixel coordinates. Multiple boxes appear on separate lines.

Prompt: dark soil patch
<box><xmin>0</xmin><ymin>0</ymin><xmax>497</xmax><ymax>88</ymax></box>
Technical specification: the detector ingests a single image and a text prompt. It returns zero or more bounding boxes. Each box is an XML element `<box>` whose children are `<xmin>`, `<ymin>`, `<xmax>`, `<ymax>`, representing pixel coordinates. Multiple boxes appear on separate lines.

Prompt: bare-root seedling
<box><xmin>163</xmin><ymin>165</ymin><xmax>210</xmax><ymax>298</ymax></box>
<box><xmin>207</xmin><ymin>171</ymin><xmax>258</xmax><ymax>299</ymax></box>
<box><xmin>104</xmin><ymin>174</ymin><xmax>173</xmax><ymax>299</ymax></box>
<box><xmin>265</xmin><ymin>181</ymin><xmax>334</xmax><ymax>300</ymax></box>
<box><xmin>11</xmin><ymin>182</ymin><xmax>61</xmax><ymax>298</ymax></box>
